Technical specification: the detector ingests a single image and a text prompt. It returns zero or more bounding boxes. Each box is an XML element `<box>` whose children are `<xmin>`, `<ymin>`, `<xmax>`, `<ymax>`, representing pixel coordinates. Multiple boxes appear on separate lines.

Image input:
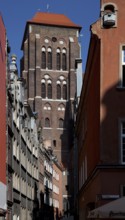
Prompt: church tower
<box><xmin>21</xmin><ymin>11</ymin><xmax>81</xmax><ymax>214</ymax></box>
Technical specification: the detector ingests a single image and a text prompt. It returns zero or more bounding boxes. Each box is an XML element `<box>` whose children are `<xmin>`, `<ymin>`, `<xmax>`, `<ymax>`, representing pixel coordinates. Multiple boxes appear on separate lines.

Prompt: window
<box><xmin>104</xmin><ymin>4</ymin><xmax>115</xmax><ymax>12</ymax></box>
<box><xmin>57</xmin><ymin>53</ymin><xmax>61</xmax><ymax>70</ymax></box>
<box><xmin>121</xmin><ymin>121</ymin><xmax>125</xmax><ymax>163</ymax></box>
<box><xmin>59</xmin><ymin>118</ymin><xmax>64</xmax><ymax>128</ymax></box>
<box><xmin>62</xmin><ymin>49</ymin><xmax>67</xmax><ymax>70</ymax></box>
<box><xmin>63</xmin><ymin>198</ymin><xmax>68</xmax><ymax>213</ymax></box>
<box><xmin>122</xmin><ymin>66</ymin><xmax>125</xmax><ymax>87</ymax></box>
<box><xmin>122</xmin><ymin>47</ymin><xmax>125</xmax><ymax>63</ymax></box>
<box><xmin>56</xmin><ymin>48</ymin><xmax>61</xmax><ymax>70</ymax></box>
<box><xmin>47</xmin><ymin>83</ymin><xmax>52</xmax><ymax>99</ymax></box>
<box><xmin>79</xmin><ymin>156</ymin><xmax>87</xmax><ymax>189</ymax></box>
<box><xmin>41</xmin><ymin>47</ymin><xmax>46</xmax><ymax>69</ymax></box>
<box><xmin>44</xmin><ymin>103</ymin><xmax>51</xmax><ymax>110</ymax></box>
<box><xmin>120</xmin><ymin>185</ymin><xmax>125</xmax><ymax>196</ymax></box>
<box><xmin>85</xmin><ymin>156</ymin><xmax>87</xmax><ymax>180</ymax></box>
<box><xmin>53</xmin><ymin>140</ymin><xmax>56</xmax><ymax>147</ymax></box>
<box><xmin>58</xmin><ymin>103</ymin><xmax>65</xmax><ymax>111</ymax></box>
<box><xmin>57</xmin><ymin>84</ymin><xmax>61</xmax><ymax>99</ymax></box>
<box><xmin>63</xmin><ymin>84</ymin><xmax>67</xmax><ymax>100</ymax></box>
<box><xmin>45</xmin><ymin>118</ymin><xmax>50</xmax><ymax>127</ymax></box>
<box><xmin>41</xmin><ymin>77</ymin><xmax>52</xmax><ymax>99</ymax></box>
<box><xmin>47</xmin><ymin>48</ymin><xmax>52</xmax><ymax>69</ymax></box>
<box><xmin>62</xmin><ymin>53</ymin><xmax>67</xmax><ymax>70</ymax></box>
<box><xmin>41</xmin><ymin>83</ymin><xmax>46</xmax><ymax>98</ymax></box>
<box><xmin>101</xmin><ymin>3</ymin><xmax>117</xmax><ymax>28</ymax></box>
<box><xmin>56</xmin><ymin>77</ymin><xmax>67</xmax><ymax>99</ymax></box>
<box><xmin>121</xmin><ymin>46</ymin><xmax>125</xmax><ymax>87</ymax></box>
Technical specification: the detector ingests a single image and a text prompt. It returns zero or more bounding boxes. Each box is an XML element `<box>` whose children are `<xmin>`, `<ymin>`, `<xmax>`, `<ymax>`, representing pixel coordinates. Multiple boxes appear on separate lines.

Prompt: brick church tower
<box><xmin>21</xmin><ymin>11</ymin><xmax>81</xmax><ymax>213</ymax></box>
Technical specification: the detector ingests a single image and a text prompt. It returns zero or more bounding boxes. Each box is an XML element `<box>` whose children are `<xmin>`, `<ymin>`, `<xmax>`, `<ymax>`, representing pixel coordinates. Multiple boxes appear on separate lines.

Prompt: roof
<box><xmin>21</xmin><ymin>12</ymin><xmax>82</xmax><ymax>50</ymax></box>
<box><xmin>28</xmin><ymin>12</ymin><xmax>81</xmax><ymax>29</ymax></box>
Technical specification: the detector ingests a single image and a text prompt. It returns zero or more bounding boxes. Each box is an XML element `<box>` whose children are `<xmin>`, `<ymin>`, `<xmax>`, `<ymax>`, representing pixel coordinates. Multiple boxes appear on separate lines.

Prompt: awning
<box><xmin>88</xmin><ymin>197</ymin><xmax>125</xmax><ymax>218</ymax></box>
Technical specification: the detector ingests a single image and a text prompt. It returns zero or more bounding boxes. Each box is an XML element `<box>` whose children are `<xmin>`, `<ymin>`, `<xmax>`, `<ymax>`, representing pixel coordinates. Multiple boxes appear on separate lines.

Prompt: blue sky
<box><xmin>0</xmin><ymin>0</ymin><xmax>100</xmax><ymax>72</ymax></box>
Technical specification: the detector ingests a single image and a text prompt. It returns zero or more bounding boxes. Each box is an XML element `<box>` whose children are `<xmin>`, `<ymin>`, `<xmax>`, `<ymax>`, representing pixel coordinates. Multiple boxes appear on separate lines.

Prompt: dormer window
<box><xmin>101</xmin><ymin>3</ymin><xmax>117</xmax><ymax>28</ymax></box>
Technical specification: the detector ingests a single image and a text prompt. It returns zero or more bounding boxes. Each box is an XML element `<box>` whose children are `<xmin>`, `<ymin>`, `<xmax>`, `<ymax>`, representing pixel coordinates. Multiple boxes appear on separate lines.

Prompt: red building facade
<box><xmin>0</xmin><ymin>15</ymin><xmax>7</xmax><ymax>218</ymax></box>
<box><xmin>76</xmin><ymin>0</ymin><xmax>125</xmax><ymax>219</ymax></box>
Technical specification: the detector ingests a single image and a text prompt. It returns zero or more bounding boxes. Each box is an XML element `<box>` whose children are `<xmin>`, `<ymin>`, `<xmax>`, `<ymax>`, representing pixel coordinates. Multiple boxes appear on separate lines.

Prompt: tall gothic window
<box><xmin>48</xmin><ymin>47</ymin><xmax>52</xmax><ymax>69</ymax></box>
<box><xmin>63</xmin><ymin>84</ymin><xmax>67</xmax><ymax>100</ymax></box>
<box><xmin>62</xmin><ymin>48</ymin><xmax>67</xmax><ymax>70</ymax></box>
<box><xmin>59</xmin><ymin>118</ymin><xmax>64</xmax><ymax>128</ymax></box>
<box><xmin>56</xmin><ymin>48</ymin><xmax>61</xmax><ymax>70</ymax></box>
<box><xmin>41</xmin><ymin>82</ymin><xmax>46</xmax><ymax>98</ymax></box>
<box><xmin>41</xmin><ymin>76</ymin><xmax>52</xmax><ymax>99</ymax></box>
<box><xmin>47</xmin><ymin>83</ymin><xmax>52</xmax><ymax>99</ymax></box>
<box><xmin>41</xmin><ymin>47</ymin><xmax>46</xmax><ymax>69</ymax></box>
<box><xmin>45</xmin><ymin>118</ymin><xmax>50</xmax><ymax>127</ymax></box>
<box><xmin>57</xmin><ymin>83</ymin><xmax>61</xmax><ymax>99</ymax></box>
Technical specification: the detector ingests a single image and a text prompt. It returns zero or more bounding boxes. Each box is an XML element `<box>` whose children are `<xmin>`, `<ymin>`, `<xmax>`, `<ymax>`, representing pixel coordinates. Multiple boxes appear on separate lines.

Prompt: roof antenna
<box><xmin>47</xmin><ymin>4</ymin><xmax>50</xmax><ymax>13</ymax></box>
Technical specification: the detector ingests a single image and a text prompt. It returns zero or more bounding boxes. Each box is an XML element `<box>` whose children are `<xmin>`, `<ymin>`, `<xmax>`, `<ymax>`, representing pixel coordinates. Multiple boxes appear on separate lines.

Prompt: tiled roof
<box><xmin>28</xmin><ymin>12</ymin><xmax>81</xmax><ymax>29</ymax></box>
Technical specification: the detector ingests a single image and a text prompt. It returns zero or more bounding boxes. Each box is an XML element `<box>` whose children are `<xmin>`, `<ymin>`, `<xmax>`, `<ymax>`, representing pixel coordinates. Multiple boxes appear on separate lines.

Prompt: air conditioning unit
<box><xmin>103</xmin><ymin>13</ymin><xmax>116</xmax><ymax>26</ymax></box>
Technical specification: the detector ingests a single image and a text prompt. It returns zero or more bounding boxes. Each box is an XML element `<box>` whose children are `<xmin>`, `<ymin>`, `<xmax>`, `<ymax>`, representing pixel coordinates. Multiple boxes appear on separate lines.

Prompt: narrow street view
<box><xmin>0</xmin><ymin>0</ymin><xmax>125</xmax><ymax>220</ymax></box>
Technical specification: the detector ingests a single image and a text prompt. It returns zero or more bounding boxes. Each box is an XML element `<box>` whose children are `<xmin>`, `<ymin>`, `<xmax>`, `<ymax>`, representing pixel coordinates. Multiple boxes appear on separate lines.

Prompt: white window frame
<box><xmin>122</xmin><ymin>46</ymin><xmax>125</xmax><ymax>64</ymax></box>
<box><xmin>120</xmin><ymin>45</ymin><xmax>125</xmax><ymax>88</ymax></box>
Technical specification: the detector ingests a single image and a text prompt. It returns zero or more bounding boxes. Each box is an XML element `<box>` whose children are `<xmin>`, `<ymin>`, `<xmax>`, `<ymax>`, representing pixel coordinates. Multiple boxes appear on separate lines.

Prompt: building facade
<box><xmin>21</xmin><ymin>12</ymin><xmax>82</xmax><ymax>217</ymax></box>
<box><xmin>53</xmin><ymin>161</ymin><xmax>63</xmax><ymax>218</ymax></box>
<box><xmin>7</xmin><ymin>52</ymin><xmax>13</xmax><ymax>220</ymax></box>
<box><xmin>76</xmin><ymin>0</ymin><xmax>125</xmax><ymax>219</ymax></box>
<box><xmin>8</xmin><ymin>55</ymin><xmax>40</xmax><ymax>220</ymax></box>
<box><xmin>0</xmin><ymin>14</ymin><xmax>7</xmax><ymax>220</ymax></box>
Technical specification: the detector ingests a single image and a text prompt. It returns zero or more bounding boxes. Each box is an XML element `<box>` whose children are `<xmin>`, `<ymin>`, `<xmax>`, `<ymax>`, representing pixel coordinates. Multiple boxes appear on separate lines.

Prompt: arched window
<box><xmin>58</xmin><ymin>103</ymin><xmax>65</xmax><ymax>111</ymax></box>
<box><xmin>41</xmin><ymin>83</ymin><xmax>46</xmax><ymax>98</ymax></box>
<box><xmin>101</xmin><ymin>3</ymin><xmax>117</xmax><ymax>28</ymax></box>
<box><xmin>62</xmin><ymin>49</ymin><xmax>67</xmax><ymax>70</ymax></box>
<box><xmin>41</xmin><ymin>47</ymin><xmax>46</xmax><ymax>69</ymax></box>
<box><xmin>104</xmin><ymin>4</ymin><xmax>115</xmax><ymax>12</ymax></box>
<box><xmin>59</xmin><ymin>118</ymin><xmax>64</xmax><ymax>128</ymax></box>
<box><xmin>57</xmin><ymin>84</ymin><xmax>61</xmax><ymax>99</ymax></box>
<box><xmin>56</xmin><ymin>48</ymin><xmax>61</xmax><ymax>70</ymax></box>
<box><xmin>45</xmin><ymin>118</ymin><xmax>50</xmax><ymax>127</ymax></box>
<box><xmin>63</xmin><ymin>84</ymin><xmax>67</xmax><ymax>100</ymax></box>
<box><xmin>47</xmin><ymin>83</ymin><xmax>52</xmax><ymax>99</ymax></box>
<box><xmin>47</xmin><ymin>47</ymin><xmax>52</xmax><ymax>69</ymax></box>
<box><xmin>44</xmin><ymin>103</ymin><xmax>51</xmax><ymax>110</ymax></box>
